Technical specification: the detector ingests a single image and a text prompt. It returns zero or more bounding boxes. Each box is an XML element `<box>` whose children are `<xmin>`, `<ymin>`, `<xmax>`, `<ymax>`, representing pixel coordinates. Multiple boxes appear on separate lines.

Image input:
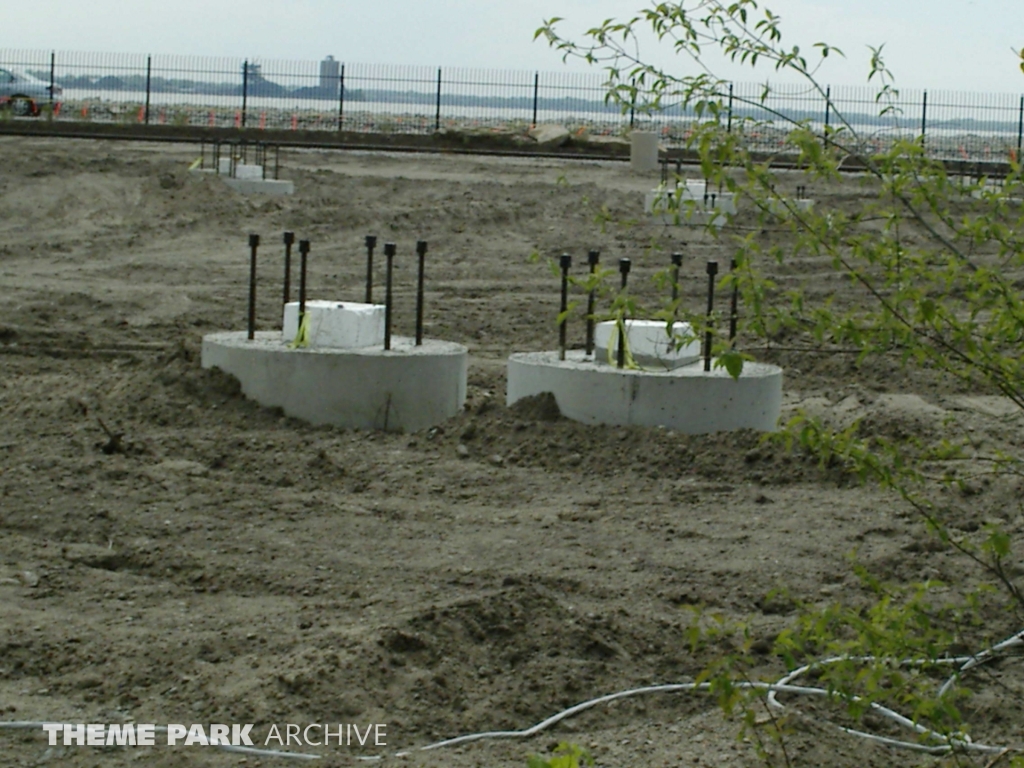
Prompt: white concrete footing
<box><xmin>202</xmin><ymin>332</ymin><xmax>467</xmax><ymax>431</ymax></box>
<box><xmin>221</xmin><ymin>177</ymin><xmax>294</xmax><ymax>196</ymax></box>
<box><xmin>188</xmin><ymin>166</ymin><xmax>295</xmax><ymax>195</ymax></box>
<box><xmin>507</xmin><ymin>350</ymin><xmax>782</xmax><ymax>434</ymax></box>
<box><xmin>645</xmin><ymin>183</ymin><xmax>735</xmax><ymax>228</ymax></box>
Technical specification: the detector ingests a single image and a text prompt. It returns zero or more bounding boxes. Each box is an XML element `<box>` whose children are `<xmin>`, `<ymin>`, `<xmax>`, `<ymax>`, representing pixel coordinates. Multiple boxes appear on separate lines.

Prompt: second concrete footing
<box><xmin>507</xmin><ymin>350</ymin><xmax>782</xmax><ymax>434</ymax></box>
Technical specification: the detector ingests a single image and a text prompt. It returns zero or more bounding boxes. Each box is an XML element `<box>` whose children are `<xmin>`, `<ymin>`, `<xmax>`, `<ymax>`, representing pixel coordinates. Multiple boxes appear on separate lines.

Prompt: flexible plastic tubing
<box><xmin>4</xmin><ymin>627</ymin><xmax>1023</xmax><ymax>761</ymax></box>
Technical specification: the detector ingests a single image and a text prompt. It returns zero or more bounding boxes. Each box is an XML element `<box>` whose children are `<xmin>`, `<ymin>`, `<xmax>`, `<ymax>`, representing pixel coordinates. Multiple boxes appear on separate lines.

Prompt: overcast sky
<box><xmin>6</xmin><ymin>0</ymin><xmax>1023</xmax><ymax>93</ymax></box>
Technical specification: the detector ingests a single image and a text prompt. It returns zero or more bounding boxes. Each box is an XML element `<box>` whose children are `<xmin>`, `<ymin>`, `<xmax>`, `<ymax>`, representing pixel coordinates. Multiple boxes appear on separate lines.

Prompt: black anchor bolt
<box><xmin>704</xmin><ymin>260</ymin><xmax>718</xmax><ymax>372</ymax></box>
<box><xmin>247</xmin><ymin>233</ymin><xmax>260</xmax><ymax>340</ymax></box>
<box><xmin>282</xmin><ymin>231</ymin><xmax>294</xmax><ymax>307</ymax></box>
<box><xmin>617</xmin><ymin>258</ymin><xmax>632</xmax><ymax>369</ymax></box>
<box><xmin>364</xmin><ymin>235</ymin><xmax>377</xmax><ymax>304</ymax></box>
<box><xmin>415</xmin><ymin>240</ymin><xmax>428</xmax><ymax>346</ymax></box>
<box><xmin>558</xmin><ymin>254</ymin><xmax>571</xmax><ymax>361</ymax></box>
<box><xmin>298</xmin><ymin>239</ymin><xmax>311</xmax><ymax>335</ymax></box>
<box><xmin>585</xmin><ymin>249</ymin><xmax>600</xmax><ymax>356</ymax></box>
<box><xmin>384</xmin><ymin>242</ymin><xmax>396</xmax><ymax>350</ymax></box>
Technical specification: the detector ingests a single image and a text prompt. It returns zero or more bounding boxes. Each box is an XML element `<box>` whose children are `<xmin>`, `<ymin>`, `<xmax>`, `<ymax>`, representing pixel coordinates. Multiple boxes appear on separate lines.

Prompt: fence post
<box><xmin>435</xmin><ymin>68</ymin><xmax>442</xmax><ymax>131</ymax></box>
<box><xmin>629</xmin><ymin>78</ymin><xmax>636</xmax><ymax>129</ymax></box>
<box><xmin>920</xmin><ymin>89</ymin><xmax>927</xmax><ymax>146</ymax></box>
<box><xmin>48</xmin><ymin>52</ymin><xmax>55</xmax><ymax>114</ymax></box>
<box><xmin>144</xmin><ymin>56</ymin><xmax>152</xmax><ymax>125</ymax></box>
<box><xmin>1017</xmin><ymin>95</ymin><xmax>1023</xmax><ymax>158</ymax></box>
<box><xmin>241</xmin><ymin>59</ymin><xmax>249</xmax><ymax>128</ymax></box>
<box><xmin>824</xmin><ymin>85</ymin><xmax>831</xmax><ymax>132</ymax></box>
<box><xmin>726</xmin><ymin>83</ymin><xmax>733</xmax><ymax>133</ymax></box>
<box><xmin>532</xmin><ymin>72</ymin><xmax>539</xmax><ymax>127</ymax></box>
<box><xmin>337</xmin><ymin>63</ymin><xmax>345</xmax><ymax>132</ymax></box>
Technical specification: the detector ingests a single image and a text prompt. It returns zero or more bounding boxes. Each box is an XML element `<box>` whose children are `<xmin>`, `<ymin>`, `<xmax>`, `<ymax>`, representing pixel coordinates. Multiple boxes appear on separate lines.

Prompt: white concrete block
<box><xmin>768</xmin><ymin>198</ymin><xmax>815</xmax><ymax>215</ymax></box>
<box><xmin>234</xmin><ymin>164</ymin><xmax>265</xmax><ymax>180</ymax></box>
<box><xmin>282</xmin><ymin>300</ymin><xmax>385</xmax><ymax>349</ymax></box>
<box><xmin>630</xmin><ymin>131</ymin><xmax>659</xmax><ymax>172</ymax></box>
<box><xmin>507</xmin><ymin>351</ymin><xmax>782</xmax><ymax>434</ymax></box>
<box><xmin>218</xmin><ymin>157</ymin><xmax>233</xmax><ymax>175</ymax></box>
<box><xmin>593</xmin><ymin>319</ymin><xmax>700</xmax><ymax>369</ymax></box>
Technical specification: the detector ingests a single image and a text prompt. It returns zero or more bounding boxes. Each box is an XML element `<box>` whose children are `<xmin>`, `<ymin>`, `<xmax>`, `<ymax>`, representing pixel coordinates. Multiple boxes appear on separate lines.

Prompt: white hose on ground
<box><xmin>3</xmin><ymin>626</ymin><xmax>1022</xmax><ymax>762</ymax></box>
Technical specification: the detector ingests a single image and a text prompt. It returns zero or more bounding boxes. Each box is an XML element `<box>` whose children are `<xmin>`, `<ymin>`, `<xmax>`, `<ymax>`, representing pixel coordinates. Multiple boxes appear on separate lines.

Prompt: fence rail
<box><xmin>1</xmin><ymin>48</ymin><xmax>1022</xmax><ymax>163</ymax></box>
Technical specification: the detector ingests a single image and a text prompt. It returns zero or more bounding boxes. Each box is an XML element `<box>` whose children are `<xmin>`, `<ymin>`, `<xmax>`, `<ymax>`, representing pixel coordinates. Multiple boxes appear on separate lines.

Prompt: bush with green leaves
<box><xmin>535</xmin><ymin>1</ymin><xmax>1024</xmax><ymax>763</ymax></box>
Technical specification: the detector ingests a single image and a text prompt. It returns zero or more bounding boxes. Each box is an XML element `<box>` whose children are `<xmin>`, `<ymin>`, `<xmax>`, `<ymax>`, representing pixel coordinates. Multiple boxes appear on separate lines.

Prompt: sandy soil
<box><xmin>2</xmin><ymin>137</ymin><xmax>1024</xmax><ymax>768</ymax></box>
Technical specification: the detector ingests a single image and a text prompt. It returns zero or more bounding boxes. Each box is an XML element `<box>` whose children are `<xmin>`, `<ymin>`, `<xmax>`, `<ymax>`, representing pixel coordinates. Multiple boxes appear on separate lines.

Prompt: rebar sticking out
<box><xmin>364</xmin><ymin>235</ymin><xmax>377</xmax><ymax>304</ymax></box>
<box><xmin>585</xmin><ymin>249</ymin><xmax>600</xmax><ymax>356</ymax></box>
<box><xmin>704</xmin><ymin>260</ymin><xmax>718</xmax><ymax>372</ymax></box>
<box><xmin>729</xmin><ymin>258</ymin><xmax>739</xmax><ymax>344</ymax></box>
<box><xmin>415</xmin><ymin>240</ymin><xmax>428</xmax><ymax>346</ymax></box>
<box><xmin>282</xmin><ymin>231</ymin><xmax>294</xmax><ymax>306</ymax></box>
<box><xmin>384</xmin><ymin>242</ymin><xmax>396</xmax><ymax>351</ymax></box>
<box><xmin>618</xmin><ymin>258</ymin><xmax>631</xmax><ymax>369</ymax></box>
<box><xmin>298</xmin><ymin>239</ymin><xmax>310</xmax><ymax>332</ymax></box>
<box><xmin>558</xmin><ymin>254</ymin><xmax>571</xmax><ymax>361</ymax></box>
<box><xmin>671</xmin><ymin>251</ymin><xmax>683</xmax><ymax>305</ymax></box>
<box><xmin>247</xmin><ymin>234</ymin><xmax>260</xmax><ymax>340</ymax></box>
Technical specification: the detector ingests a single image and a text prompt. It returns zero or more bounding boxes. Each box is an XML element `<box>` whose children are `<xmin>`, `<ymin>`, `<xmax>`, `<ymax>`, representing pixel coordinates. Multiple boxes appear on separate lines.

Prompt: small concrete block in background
<box><xmin>593</xmin><ymin>319</ymin><xmax>701</xmax><ymax>369</ymax></box>
<box><xmin>282</xmin><ymin>300</ymin><xmax>385</xmax><ymax>349</ymax></box>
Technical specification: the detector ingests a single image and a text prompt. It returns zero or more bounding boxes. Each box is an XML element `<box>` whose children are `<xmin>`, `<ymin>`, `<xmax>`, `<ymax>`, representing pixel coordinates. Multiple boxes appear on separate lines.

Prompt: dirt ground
<box><xmin>2</xmin><ymin>137</ymin><xmax>1024</xmax><ymax>768</ymax></box>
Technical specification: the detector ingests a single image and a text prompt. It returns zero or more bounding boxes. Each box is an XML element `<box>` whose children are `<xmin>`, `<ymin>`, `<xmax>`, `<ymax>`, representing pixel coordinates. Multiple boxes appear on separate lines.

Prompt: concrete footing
<box><xmin>220</xmin><ymin>177</ymin><xmax>294</xmax><ymax>196</ymax></box>
<box><xmin>507</xmin><ymin>350</ymin><xmax>782</xmax><ymax>434</ymax></box>
<box><xmin>202</xmin><ymin>331</ymin><xmax>467</xmax><ymax>431</ymax></box>
<box><xmin>644</xmin><ymin>182</ymin><xmax>735</xmax><ymax>228</ymax></box>
<box><xmin>768</xmin><ymin>198</ymin><xmax>815</xmax><ymax>215</ymax></box>
<box><xmin>189</xmin><ymin>167</ymin><xmax>294</xmax><ymax>195</ymax></box>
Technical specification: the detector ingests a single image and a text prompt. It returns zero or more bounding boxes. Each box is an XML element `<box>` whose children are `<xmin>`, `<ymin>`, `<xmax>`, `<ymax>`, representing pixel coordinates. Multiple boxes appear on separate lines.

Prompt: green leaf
<box><xmin>720</xmin><ymin>350</ymin><xmax>745</xmax><ymax>379</ymax></box>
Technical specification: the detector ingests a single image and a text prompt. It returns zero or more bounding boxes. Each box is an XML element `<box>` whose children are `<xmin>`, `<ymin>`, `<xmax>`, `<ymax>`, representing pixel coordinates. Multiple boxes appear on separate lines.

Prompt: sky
<box><xmin>4</xmin><ymin>0</ymin><xmax>1023</xmax><ymax>93</ymax></box>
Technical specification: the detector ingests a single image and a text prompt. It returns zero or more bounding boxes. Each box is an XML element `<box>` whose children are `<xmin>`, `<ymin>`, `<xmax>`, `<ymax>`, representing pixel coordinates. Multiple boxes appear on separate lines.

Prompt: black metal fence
<box><xmin>2</xmin><ymin>49</ymin><xmax>1022</xmax><ymax>163</ymax></box>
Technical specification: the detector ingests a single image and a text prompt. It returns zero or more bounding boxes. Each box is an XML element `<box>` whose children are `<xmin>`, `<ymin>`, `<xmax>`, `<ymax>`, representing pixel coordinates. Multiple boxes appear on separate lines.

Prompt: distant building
<box><xmin>319</xmin><ymin>56</ymin><xmax>340</xmax><ymax>90</ymax></box>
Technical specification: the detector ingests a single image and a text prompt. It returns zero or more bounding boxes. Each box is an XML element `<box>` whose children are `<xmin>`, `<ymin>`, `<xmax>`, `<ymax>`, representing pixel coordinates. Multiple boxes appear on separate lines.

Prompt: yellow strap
<box><xmin>606</xmin><ymin>317</ymin><xmax>640</xmax><ymax>369</ymax></box>
<box><xmin>289</xmin><ymin>312</ymin><xmax>310</xmax><ymax>349</ymax></box>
